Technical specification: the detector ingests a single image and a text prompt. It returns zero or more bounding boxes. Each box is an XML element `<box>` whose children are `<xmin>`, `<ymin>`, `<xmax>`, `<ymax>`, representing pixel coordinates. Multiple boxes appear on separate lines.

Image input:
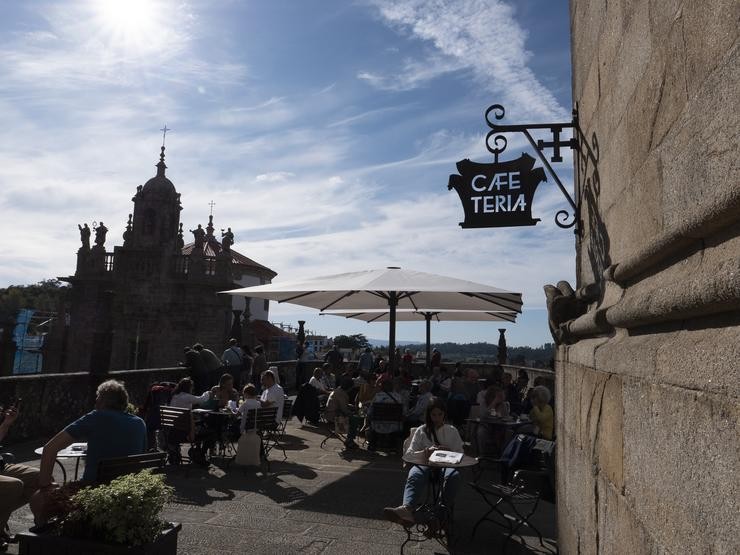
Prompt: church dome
<box><xmin>142</xmin><ymin>146</ymin><xmax>176</xmax><ymax>195</ymax></box>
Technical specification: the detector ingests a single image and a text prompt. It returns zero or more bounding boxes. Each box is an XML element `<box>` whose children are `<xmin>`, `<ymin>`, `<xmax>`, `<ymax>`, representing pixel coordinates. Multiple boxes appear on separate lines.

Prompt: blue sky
<box><xmin>0</xmin><ymin>0</ymin><xmax>574</xmax><ymax>347</ymax></box>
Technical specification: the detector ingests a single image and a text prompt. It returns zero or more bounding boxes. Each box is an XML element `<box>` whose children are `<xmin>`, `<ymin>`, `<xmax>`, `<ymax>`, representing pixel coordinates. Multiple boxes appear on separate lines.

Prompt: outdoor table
<box><xmin>192</xmin><ymin>408</ymin><xmax>239</xmax><ymax>462</ymax></box>
<box><xmin>399</xmin><ymin>451</ymin><xmax>478</xmax><ymax>554</ymax></box>
<box><xmin>34</xmin><ymin>442</ymin><xmax>87</xmax><ymax>483</ymax></box>
<box><xmin>469</xmin><ymin>415</ymin><xmax>531</xmax><ymax>455</ymax></box>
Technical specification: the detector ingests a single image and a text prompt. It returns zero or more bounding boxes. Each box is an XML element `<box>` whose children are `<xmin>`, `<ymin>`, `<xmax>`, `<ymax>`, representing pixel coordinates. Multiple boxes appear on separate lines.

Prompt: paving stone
<box><xmin>3</xmin><ymin>423</ymin><xmax>557</xmax><ymax>555</ymax></box>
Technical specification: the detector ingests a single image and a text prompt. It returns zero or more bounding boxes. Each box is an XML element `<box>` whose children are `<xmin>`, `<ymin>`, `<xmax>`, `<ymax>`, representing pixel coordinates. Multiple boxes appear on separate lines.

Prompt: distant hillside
<box><xmin>369</xmin><ymin>338</ymin><xmax>423</xmax><ymax>347</ymax></box>
<box><xmin>396</xmin><ymin>341</ymin><xmax>555</xmax><ymax>367</ymax></box>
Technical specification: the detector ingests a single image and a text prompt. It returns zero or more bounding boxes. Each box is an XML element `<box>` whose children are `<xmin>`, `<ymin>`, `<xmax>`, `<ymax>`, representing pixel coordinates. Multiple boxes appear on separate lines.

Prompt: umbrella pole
<box><xmin>425</xmin><ymin>313</ymin><xmax>431</xmax><ymax>373</ymax></box>
<box><xmin>388</xmin><ymin>292</ymin><xmax>397</xmax><ymax>372</ymax></box>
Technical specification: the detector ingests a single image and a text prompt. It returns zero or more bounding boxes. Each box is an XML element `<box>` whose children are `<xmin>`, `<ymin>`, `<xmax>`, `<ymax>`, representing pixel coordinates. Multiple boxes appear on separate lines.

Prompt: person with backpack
<box><xmin>221</xmin><ymin>339</ymin><xmax>244</xmax><ymax>383</ymax></box>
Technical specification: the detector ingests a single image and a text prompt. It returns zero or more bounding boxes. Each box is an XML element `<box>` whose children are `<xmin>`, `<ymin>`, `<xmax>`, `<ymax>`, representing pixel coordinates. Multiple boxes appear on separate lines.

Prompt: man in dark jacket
<box><xmin>324</xmin><ymin>345</ymin><xmax>342</xmax><ymax>373</ymax></box>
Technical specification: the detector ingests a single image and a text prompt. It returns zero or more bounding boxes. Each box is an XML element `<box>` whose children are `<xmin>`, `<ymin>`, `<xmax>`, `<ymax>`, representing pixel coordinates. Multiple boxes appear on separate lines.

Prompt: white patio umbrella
<box><xmin>321</xmin><ymin>309</ymin><xmax>518</xmax><ymax>370</ymax></box>
<box><xmin>222</xmin><ymin>266</ymin><xmax>523</xmax><ymax>367</ymax></box>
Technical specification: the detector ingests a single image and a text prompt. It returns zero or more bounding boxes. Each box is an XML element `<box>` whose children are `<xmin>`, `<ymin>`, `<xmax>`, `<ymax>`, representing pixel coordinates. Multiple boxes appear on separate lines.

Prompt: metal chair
<box><xmin>243</xmin><ymin>407</ymin><xmax>282</xmax><ymax>470</ymax></box>
<box><xmin>469</xmin><ymin>438</ymin><xmax>556</xmax><ymax>551</ymax></box>
<box><xmin>278</xmin><ymin>398</ymin><xmax>294</xmax><ymax>439</ymax></box>
<box><xmin>367</xmin><ymin>402</ymin><xmax>404</xmax><ymax>451</ymax></box>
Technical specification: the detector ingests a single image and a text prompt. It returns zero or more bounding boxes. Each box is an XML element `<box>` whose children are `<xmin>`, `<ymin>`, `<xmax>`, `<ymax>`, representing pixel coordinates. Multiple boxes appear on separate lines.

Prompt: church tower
<box><xmin>58</xmin><ymin>136</ymin><xmax>275</xmax><ymax>374</ymax></box>
<box><xmin>126</xmin><ymin>146</ymin><xmax>182</xmax><ymax>252</ymax></box>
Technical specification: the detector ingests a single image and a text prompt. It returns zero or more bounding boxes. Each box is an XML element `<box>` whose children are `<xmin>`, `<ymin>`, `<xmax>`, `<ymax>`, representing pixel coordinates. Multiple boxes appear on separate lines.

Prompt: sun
<box><xmin>92</xmin><ymin>0</ymin><xmax>165</xmax><ymax>54</ymax></box>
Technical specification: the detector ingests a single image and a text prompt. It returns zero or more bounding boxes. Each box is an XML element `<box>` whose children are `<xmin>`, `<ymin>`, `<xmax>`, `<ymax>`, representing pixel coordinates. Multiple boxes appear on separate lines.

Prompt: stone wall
<box><xmin>561</xmin><ymin>1</ymin><xmax>739</xmax><ymax>553</ymax></box>
<box><xmin>0</xmin><ymin>367</ymin><xmax>188</xmax><ymax>443</ymax></box>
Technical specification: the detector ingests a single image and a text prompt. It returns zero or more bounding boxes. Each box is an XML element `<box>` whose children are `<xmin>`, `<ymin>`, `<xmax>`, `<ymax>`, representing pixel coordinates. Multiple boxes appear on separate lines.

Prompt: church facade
<box><xmin>51</xmin><ymin>146</ymin><xmax>276</xmax><ymax>373</ymax></box>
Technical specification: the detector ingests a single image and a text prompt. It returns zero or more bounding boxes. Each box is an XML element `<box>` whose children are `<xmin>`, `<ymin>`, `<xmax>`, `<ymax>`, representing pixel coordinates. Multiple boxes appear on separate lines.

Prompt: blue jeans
<box><xmin>403</xmin><ymin>465</ymin><xmax>460</xmax><ymax>508</ymax></box>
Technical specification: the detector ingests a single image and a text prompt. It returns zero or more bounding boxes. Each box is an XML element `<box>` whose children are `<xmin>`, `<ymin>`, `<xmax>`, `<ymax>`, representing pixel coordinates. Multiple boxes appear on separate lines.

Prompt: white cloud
<box><xmin>255</xmin><ymin>172</ymin><xmax>296</xmax><ymax>183</ymax></box>
<box><xmin>363</xmin><ymin>0</ymin><xmax>565</xmax><ymax>119</ymax></box>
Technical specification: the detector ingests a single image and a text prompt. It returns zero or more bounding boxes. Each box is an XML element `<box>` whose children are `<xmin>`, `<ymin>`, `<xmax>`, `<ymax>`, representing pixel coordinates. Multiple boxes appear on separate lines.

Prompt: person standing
<box><xmin>184</xmin><ymin>346</ymin><xmax>208</xmax><ymax>393</ymax></box>
<box><xmin>324</xmin><ymin>345</ymin><xmax>342</xmax><ymax>374</ymax></box>
<box><xmin>358</xmin><ymin>347</ymin><xmax>374</xmax><ymax>372</ymax></box>
<box><xmin>251</xmin><ymin>345</ymin><xmax>267</xmax><ymax>391</ymax></box>
<box><xmin>240</xmin><ymin>345</ymin><xmax>254</xmax><ymax>391</ymax></box>
<box><xmin>430</xmin><ymin>348</ymin><xmax>442</xmax><ymax>369</ymax></box>
<box><xmin>194</xmin><ymin>343</ymin><xmax>223</xmax><ymax>388</ymax></box>
<box><xmin>221</xmin><ymin>339</ymin><xmax>244</xmax><ymax>384</ymax></box>
<box><xmin>0</xmin><ymin>403</ymin><xmax>39</xmax><ymax>549</ymax></box>
<box><xmin>401</xmin><ymin>349</ymin><xmax>414</xmax><ymax>373</ymax></box>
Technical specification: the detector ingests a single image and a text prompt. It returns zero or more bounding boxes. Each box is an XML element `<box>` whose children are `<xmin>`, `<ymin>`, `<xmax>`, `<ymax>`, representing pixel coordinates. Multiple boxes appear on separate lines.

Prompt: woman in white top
<box><xmin>170</xmin><ymin>378</ymin><xmax>210</xmax><ymax>409</ymax></box>
<box><xmin>383</xmin><ymin>398</ymin><xmax>463</xmax><ymax>526</ymax></box>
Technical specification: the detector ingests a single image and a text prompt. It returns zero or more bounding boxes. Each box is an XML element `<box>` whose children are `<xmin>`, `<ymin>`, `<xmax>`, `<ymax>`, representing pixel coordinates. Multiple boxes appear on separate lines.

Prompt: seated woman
<box><xmin>383</xmin><ymin>398</ymin><xmax>463</xmax><ymax>526</ymax></box>
<box><xmin>170</xmin><ymin>378</ymin><xmax>210</xmax><ymax>409</ymax></box>
<box><xmin>309</xmin><ymin>367</ymin><xmax>331</xmax><ymax>404</ymax></box>
<box><xmin>476</xmin><ymin>386</ymin><xmax>510</xmax><ymax>456</ymax></box>
<box><xmin>529</xmin><ymin>385</ymin><xmax>554</xmax><ymax>440</ymax></box>
<box><xmin>325</xmin><ymin>378</ymin><xmax>361</xmax><ymax>450</ymax></box>
<box><xmin>209</xmin><ymin>373</ymin><xmax>238</xmax><ymax>409</ymax></box>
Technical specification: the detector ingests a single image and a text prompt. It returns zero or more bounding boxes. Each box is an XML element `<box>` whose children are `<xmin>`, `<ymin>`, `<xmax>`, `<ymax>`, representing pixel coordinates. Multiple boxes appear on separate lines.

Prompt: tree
<box><xmin>332</xmin><ymin>333</ymin><xmax>370</xmax><ymax>350</ymax></box>
<box><xmin>0</xmin><ymin>279</ymin><xmax>68</xmax><ymax>323</ymax></box>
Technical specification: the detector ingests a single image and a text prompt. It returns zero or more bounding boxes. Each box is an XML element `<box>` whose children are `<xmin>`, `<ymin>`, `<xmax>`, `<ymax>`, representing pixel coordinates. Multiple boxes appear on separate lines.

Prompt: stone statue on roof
<box><xmin>221</xmin><ymin>227</ymin><xmax>234</xmax><ymax>252</ymax></box>
<box><xmin>94</xmin><ymin>221</ymin><xmax>108</xmax><ymax>248</ymax></box>
<box><xmin>78</xmin><ymin>223</ymin><xmax>91</xmax><ymax>250</ymax></box>
<box><xmin>190</xmin><ymin>224</ymin><xmax>206</xmax><ymax>249</ymax></box>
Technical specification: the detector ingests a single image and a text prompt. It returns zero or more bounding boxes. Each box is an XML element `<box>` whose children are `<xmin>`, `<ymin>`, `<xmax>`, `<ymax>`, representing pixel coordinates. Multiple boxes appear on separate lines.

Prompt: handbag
<box><xmin>235</xmin><ymin>431</ymin><xmax>261</xmax><ymax>466</ymax></box>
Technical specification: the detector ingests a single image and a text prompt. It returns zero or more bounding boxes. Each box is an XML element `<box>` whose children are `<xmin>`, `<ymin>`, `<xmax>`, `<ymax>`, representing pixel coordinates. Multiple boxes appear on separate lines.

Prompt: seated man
<box><xmin>33</xmin><ymin>380</ymin><xmax>146</xmax><ymax>522</ymax></box>
<box><xmin>366</xmin><ymin>379</ymin><xmax>405</xmax><ymax>451</ymax></box>
<box><xmin>259</xmin><ymin>370</ymin><xmax>285</xmax><ymax>424</ymax></box>
<box><xmin>0</xmin><ymin>402</ymin><xmax>39</xmax><ymax>550</ymax></box>
<box><xmin>39</xmin><ymin>379</ymin><xmax>146</xmax><ymax>485</ymax></box>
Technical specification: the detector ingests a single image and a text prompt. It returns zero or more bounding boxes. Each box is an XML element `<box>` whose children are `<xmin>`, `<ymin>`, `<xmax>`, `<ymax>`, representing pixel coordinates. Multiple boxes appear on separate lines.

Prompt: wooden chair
<box><xmin>159</xmin><ymin>405</ymin><xmax>195</xmax><ymax>467</ymax></box>
<box><xmin>96</xmin><ymin>451</ymin><xmax>167</xmax><ymax>484</ymax></box>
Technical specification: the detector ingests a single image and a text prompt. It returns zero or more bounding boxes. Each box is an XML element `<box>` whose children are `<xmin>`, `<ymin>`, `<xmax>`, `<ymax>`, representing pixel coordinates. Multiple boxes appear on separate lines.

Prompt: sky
<box><xmin>0</xmin><ymin>0</ymin><xmax>574</xmax><ymax>348</ymax></box>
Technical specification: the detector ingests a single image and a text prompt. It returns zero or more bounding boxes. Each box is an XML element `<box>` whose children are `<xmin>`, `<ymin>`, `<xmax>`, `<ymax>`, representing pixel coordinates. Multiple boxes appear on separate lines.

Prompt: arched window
<box><xmin>143</xmin><ymin>208</ymin><xmax>156</xmax><ymax>235</ymax></box>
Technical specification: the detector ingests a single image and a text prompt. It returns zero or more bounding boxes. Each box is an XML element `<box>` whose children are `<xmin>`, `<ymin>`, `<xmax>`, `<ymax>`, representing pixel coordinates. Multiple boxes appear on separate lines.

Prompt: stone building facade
<box><xmin>552</xmin><ymin>1</ymin><xmax>738</xmax><ymax>553</ymax></box>
<box><xmin>50</xmin><ymin>146</ymin><xmax>276</xmax><ymax>373</ymax></box>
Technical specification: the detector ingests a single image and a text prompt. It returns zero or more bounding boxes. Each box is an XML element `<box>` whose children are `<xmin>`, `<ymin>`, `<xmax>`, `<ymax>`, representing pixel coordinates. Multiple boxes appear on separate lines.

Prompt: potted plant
<box><xmin>16</xmin><ymin>470</ymin><xmax>181</xmax><ymax>554</ymax></box>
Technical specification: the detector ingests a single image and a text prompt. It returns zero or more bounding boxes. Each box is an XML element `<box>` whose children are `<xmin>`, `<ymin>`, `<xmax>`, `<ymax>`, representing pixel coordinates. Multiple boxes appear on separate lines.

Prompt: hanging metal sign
<box><xmin>448</xmin><ymin>153</ymin><xmax>546</xmax><ymax>228</ymax></box>
<box><xmin>448</xmin><ymin>103</ymin><xmax>582</xmax><ymax>233</ymax></box>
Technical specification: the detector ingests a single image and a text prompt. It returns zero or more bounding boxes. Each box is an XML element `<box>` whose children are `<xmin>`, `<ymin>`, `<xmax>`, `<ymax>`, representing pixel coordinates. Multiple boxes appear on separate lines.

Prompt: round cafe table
<box><xmin>34</xmin><ymin>442</ymin><xmax>87</xmax><ymax>483</ymax></box>
<box><xmin>399</xmin><ymin>451</ymin><xmax>478</xmax><ymax>554</ymax></box>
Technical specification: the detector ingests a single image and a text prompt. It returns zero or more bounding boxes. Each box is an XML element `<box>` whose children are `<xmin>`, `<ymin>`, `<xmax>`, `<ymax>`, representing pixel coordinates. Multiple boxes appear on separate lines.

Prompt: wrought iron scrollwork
<box><xmin>483</xmin><ymin>103</ymin><xmax>582</xmax><ymax>234</ymax></box>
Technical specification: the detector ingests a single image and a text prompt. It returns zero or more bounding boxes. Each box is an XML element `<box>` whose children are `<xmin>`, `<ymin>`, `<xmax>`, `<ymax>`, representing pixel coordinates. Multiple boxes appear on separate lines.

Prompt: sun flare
<box><xmin>92</xmin><ymin>0</ymin><xmax>164</xmax><ymax>54</ymax></box>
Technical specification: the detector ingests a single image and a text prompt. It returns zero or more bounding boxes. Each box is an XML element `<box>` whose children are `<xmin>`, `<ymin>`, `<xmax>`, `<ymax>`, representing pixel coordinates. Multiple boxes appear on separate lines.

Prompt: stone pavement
<box><xmin>6</xmin><ymin>420</ymin><xmax>557</xmax><ymax>554</ymax></box>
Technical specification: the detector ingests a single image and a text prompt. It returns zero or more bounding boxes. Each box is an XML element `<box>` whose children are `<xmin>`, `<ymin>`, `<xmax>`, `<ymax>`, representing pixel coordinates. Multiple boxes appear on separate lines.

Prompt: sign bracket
<box><xmin>485</xmin><ymin>104</ymin><xmax>581</xmax><ymax>234</ymax></box>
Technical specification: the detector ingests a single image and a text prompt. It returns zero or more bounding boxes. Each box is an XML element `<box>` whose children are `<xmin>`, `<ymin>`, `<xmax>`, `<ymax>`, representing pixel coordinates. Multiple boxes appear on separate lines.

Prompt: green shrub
<box><xmin>61</xmin><ymin>470</ymin><xmax>174</xmax><ymax>546</ymax></box>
